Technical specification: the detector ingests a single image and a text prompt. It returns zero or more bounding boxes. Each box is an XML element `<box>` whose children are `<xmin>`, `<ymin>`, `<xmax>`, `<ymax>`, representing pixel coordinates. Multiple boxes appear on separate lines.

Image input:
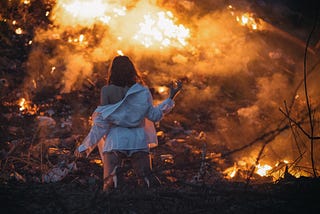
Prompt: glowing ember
<box><xmin>227</xmin><ymin>5</ymin><xmax>260</xmax><ymax>31</ymax></box>
<box><xmin>90</xmin><ymin>159</ymin><xmax>103</xmax><ymax>166</ymax></box>
<box><xmin>18</xmin><ymin>98</ymin><xmax>38</xmax><ymax>115</ymax></box>
<box><xmin>236</xmin><ymin>13</ymin><xmax>258</xmax><ymax>30</ymax></box>
<box><xmin>157</xmin><ymin>86</ymin><xmax>168</xmax><ymax>94</ymax></box>
<box><xmin>18</xmin><ymin>98</ymin><xmax>27</xmax><ymax>111</ymax></box>
<box><xmin>133</xmin><ymin>11</ymin><xmax>190</xmax><ymax>48</ymax></box>
<box><xmin>51</xmin><ymin>66</ymin><xmax>56</xmax><ymax>74</ymax></box>
<box><xmin>256</xmin><ymin>164</ymin><xmax>272</xmax><ymax>177</ymax></box>
<box><xmin>223</xmin><ymin>163</ymin><xmax>238</xmax><ymax>178</ymax></box>
<box><xmin>79</xmin><ymin>34</ymin><xmax>84</xmax><ymax>43</ymax></box>
<box><xmin>15</xmin><ymin>28</ymin><xmax>23</xmax><ymax>34</ymax></box>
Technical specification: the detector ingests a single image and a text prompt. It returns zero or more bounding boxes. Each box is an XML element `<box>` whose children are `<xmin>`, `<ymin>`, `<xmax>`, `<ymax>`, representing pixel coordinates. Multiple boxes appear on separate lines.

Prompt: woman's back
<box><xmin>100</xmin><ymin>84</ymin><xmax>129</xmax><ymax>105</ymax></box>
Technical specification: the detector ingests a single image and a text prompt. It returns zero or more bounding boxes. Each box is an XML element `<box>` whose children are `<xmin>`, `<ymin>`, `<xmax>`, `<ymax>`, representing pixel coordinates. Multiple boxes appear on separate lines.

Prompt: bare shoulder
<box><xmin>101</xmin><ymin>84</ymin><xmax>118</xmax><ymax>94</ymax></box>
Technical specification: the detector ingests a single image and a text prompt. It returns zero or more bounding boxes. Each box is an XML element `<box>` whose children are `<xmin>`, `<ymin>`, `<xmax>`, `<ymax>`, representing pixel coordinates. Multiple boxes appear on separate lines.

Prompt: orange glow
<box><xmin>62</xmin><ymin>0</ymin><xmax>107</xmax><ymax>20</ymax></box>
<box><xmin>117</xmin><ymin>50</ymin><xmax>124</xmax><ymax>56</ymax></box>
<box><xmin>256</xmin><ymin>164</ymin><xmax>272</xmax><ymax>177</ymax></box>
<box><xmin>157</xmin><ymin>86</ymin><xmax>168</xmax><ymax>94</ymax></box>
<box><xmin>18</xmin><ymin>98</ymin><xmax>26</xmax><ymax>111</ymax></box>
<box><xmin>15</xmin><ymin>28</ymin><xmax>23</xmax><ymax>34</ymax></box>
<box><xmin>54</xmin><ymin>0</ymin><xmax>123</xmax><ymax>26</ymax></box>
<box><xmin>90</xmin><ymin>159</ymin><xmax>103</xmax><ymax>166</ymax></box>
<box><xmin>133</xmin><ymin>11</ymin><xmax>190</xmax><ymax>48</ymax></box>
<box><xmin>224</xmin><ymin>163</ymin><xmax>238</xmax><ymax>178</ymax></box>
<box><xmin>53</xmin><ymin>0</ymin><xmax>190</xmax><ymax>49</ymax></box>
<box><xmin>236</xmin><ymin>13</ymin><xmax>258</xmax><ymax>30</ymax></box>
<box><xmin>18</xmin><ymin>98</ymin><xmax>38</xmax><ymax>115</ymax></box>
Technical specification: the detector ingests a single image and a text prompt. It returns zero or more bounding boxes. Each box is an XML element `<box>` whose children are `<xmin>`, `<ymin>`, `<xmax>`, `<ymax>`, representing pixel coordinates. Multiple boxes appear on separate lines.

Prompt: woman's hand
<box><xmin>169</xmin><ymin>80</ymin><xmax>182</xmax><ymax>100</ymax></box>
<box><xmin>74</xmin><ymin>148</ymin><xmax>87</xmax><ymax>158</ymax></box>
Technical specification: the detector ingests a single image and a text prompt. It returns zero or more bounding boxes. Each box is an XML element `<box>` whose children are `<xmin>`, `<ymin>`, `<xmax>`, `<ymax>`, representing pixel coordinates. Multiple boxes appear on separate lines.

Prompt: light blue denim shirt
<box><xmin>78</xmin><ymin>83</ymin><xmax>174</xmax><ymax>155</ymax></box>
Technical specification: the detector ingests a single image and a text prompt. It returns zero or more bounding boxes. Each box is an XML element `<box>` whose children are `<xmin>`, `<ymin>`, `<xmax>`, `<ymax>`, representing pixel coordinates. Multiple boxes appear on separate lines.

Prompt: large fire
<box><xmin>52</xmin><ymin>0</ymin><xmax>190</xmax><ymax>49</ymax></box>
<box><xmin>3</xmin><ymin>0</ymin><xmax>318</xmax><ymax>186</ymax></box>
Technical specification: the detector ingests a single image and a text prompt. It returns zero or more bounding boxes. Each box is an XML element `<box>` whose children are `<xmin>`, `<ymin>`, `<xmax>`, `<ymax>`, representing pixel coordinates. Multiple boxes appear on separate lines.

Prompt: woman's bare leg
<box><xmin>103</xmin><ymin>152</ymin><xmax>122</xmax><ymax>191</ymax></box>
<box><xmin>131</xmin><ymin>151</ymin><xmax>160</xmax><ymax>187</ymax></box>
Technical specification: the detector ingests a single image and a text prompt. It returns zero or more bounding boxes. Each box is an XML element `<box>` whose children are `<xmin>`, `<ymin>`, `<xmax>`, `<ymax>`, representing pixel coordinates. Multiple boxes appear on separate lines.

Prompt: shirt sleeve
<box><xmin>145</xmin><ymin>90</ymin><xmax>175</xmax><ymax>122</ymax></box>
<box><xmin>78</xmin><ymin>112</ymin><xmax>110</xmax><ymax>154</ymax></box>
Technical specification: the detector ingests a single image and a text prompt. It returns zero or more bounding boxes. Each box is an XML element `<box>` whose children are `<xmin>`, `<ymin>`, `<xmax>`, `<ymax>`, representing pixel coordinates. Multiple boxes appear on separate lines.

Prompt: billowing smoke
<box><xmin>24</xmin><ymin>0</ymin><xmax>320</xmax><ymax>176</ymax></box>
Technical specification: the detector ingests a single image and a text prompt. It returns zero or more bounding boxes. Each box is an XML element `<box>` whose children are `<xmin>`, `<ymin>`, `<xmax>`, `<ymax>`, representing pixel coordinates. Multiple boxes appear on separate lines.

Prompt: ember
<box><xmin>18</xmin><ymin>98</ymin><xmax>38</xmax><ymax>115</ymax></box>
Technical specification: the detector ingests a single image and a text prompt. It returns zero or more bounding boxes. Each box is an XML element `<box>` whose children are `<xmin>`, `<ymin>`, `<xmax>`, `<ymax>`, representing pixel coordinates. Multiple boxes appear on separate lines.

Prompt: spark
<box><xmin>15</xmin><ymin>28</ymin><xmax>23</xmax><ymax>34</ymax></box>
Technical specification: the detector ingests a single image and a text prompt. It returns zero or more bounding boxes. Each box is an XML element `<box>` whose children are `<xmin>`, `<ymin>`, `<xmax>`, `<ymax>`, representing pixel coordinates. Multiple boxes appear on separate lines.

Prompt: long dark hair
<box><xmin>106</xmin><ymin>55</ymin><xmax>144</xmax><ymax>87</ymax></box>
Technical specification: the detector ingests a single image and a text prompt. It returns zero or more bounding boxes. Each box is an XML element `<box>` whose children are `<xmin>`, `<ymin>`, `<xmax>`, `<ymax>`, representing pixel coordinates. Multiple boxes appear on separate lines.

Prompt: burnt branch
<box><xmin>279</xmin><ymin>107</ymin><xmax>320</xmax><ymax>140</ymax></box>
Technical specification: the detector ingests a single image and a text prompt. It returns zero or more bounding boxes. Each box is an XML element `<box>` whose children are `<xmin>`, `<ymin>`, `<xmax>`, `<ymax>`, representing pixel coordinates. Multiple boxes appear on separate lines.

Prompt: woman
<box><xmin>76</xmin><ymin>55</ymin><xmax>182</xmax><ymax>191</ymax></box>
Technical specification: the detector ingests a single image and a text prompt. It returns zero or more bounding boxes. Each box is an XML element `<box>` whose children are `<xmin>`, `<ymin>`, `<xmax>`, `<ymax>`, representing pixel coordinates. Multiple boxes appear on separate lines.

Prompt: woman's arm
<box><xmin>75</xmin><ymin>86</ymin><xmax>112</xmax><ymax>157</ymax></box>
<box><xmin>146</xmin><ymin>80</ymin><xmax>182</xmax><ymax>122</ymax></box>
<box><xmin>75</xmin><ymin>111</ymin><xmax>110</xmax><ymax>157</ymax></box>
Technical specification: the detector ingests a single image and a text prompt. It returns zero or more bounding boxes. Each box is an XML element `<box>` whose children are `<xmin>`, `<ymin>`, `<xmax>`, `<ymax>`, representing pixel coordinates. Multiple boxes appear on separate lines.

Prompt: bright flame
<box><xmin>19</xmin><ymin>98</ymin><xmax>26</xmax><ymax>111</ymax></box>
<box><xmin>79</xmin><ymin>34</ymin><xmax>84</xmax><ymax>43</ymax></box>
<box><xmin>224</xmin><ymin>163</ymin><xmax>238</xmax><ymax>178</ymax></box>
<box><xmin>62</xmin><ymin>0</ymin><xmax>106</xmax><ymax>20</ymax></box>
<box><xmin>256</xmin><ymin>164</ymin><xmax>272</xmax><ymax>177</ymax></box>
<box><xmin>54</xmin><ymin>0</ymin><xmax>124</xmax><ymax>26</ymax></box>
<box><xmin>236</xmin><ymin>13</ymin><xmax>258</xmax><ymax>30</ymax></box>
<box><xmin>18</xmin><ymin>98</ymin><xmax>38</xmax><ymax>115</ymax></box>
<box><xmin>52</xmin><ymin>0</ymin><xmax>190</xmax><ymax>49</ymax></box>
<box><xmin>133</xmin><ymin>11</ymin><xmax>190</xmax><ymax>48</ymax></box>
<box><xmin>117</xmin><ymin>50</ymin><xmax>124</xmax><ymax>56</ymax></box>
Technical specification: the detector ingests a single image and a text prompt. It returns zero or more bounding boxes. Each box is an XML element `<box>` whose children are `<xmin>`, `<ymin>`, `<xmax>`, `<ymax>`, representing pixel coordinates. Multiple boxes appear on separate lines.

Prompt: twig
<box><xmin>245</xmin><ymin>141</ymin><xmax>268</xmax><ymax>187</ymax></box>
<box><xmin>222</xmin><ymin>124</ymin><xmax>289</xmax><ymax>157</ymax></box>
<box><xmin>279</xmin><ymin>108</ymin><xmax>320</xmax><ymax>140</ymax></box>
<box><xmin>302</xmin><ymin>3</ymin><xmax>319</xmax><ymax>177</ymax></box>
<box><xmin>284</xmin><ymin>101</ymin><xmax>303</xmax><ymax>156</ymax></box>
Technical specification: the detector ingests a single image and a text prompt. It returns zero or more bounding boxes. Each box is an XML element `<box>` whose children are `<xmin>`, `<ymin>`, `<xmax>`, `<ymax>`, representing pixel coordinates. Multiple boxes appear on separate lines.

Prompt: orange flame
<box><xmin>133</xmin><ymin>11</ymin><xmax>190</xmax><ymax>48</ymax></box>
<box><xmin>52</xmin><ymin>0</ymin><xmax>190</xmax><ymax>49</ymax></box>
<box><xmin>256</xmin><ymin>164</ymin><xmax>272</xmax><ymax>177</ymax></box>
<box><xmin>18</xmin><ymin>98</ymin><xmax>38</xmax><ymax>115</ymax></box>
<box><xmin>236</xmin><ymin>13</ymin><xmax>258</xmax><ymax>30</ymax></box>
<box><xmin>228</xmin><ymin>5</ymin><xmax>260</xmax><ymax>31</ymax></box>
<box><xmin>224</xmin><ymin>163</ymin><xmax>238</xmax><ymax>178</ymax></box>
